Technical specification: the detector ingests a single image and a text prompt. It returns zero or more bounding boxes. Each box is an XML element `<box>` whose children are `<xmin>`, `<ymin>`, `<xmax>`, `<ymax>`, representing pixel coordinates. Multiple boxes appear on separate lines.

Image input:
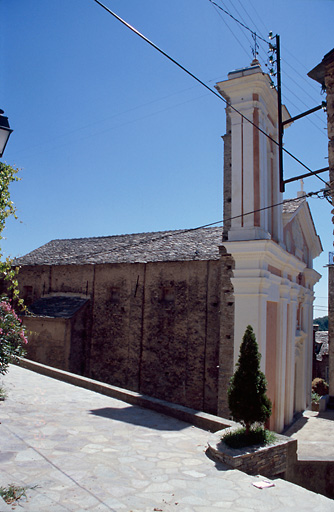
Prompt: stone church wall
<box><xmin>23</xmin><ymin>315</ymin><xmax>72</xmax><ymax>371</ymax></box>
<box><xmin>18</xmin><ymin>257</ymin><xmax>234</xmax><ymax>416</ymax></box>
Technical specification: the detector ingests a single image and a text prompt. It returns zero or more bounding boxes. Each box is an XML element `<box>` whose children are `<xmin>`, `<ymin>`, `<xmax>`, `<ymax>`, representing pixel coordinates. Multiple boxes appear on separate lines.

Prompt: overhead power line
<box><xmin>92</xmin><ymin>0</ymin><xmax>328</xmax><ymax>187</ymax></box>
<box><xmin>234</xmin><ymin>0</ymin><xmax>265</xmax><ymax>40</ymax></box>
<box><xmin>47</xmin><ymin>187</ymin><xmax>330</xmax><ymax>263</ymax></box>
<box><xmin>214</xmin><ymin>0</ymin><xmax>325</xmax><ymax>104</ymax></box>
<box><xmin>211</xmin><ymin>3</ymin><xmax>251</xmax><ymax>59</ymax></box>
<box><xmin>208</xmin><ymin>0</ymin><xmax>269</xmax><ymax>44</ymax></box>
<box><xmin>210</xmin><ymin>0</ymin><xmax>327</xmax><ymax>138</ymax></box>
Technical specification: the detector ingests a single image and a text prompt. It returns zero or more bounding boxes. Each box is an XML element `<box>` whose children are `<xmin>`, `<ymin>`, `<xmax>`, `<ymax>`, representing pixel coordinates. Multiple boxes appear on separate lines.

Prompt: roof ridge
<box><xmin>46</xmin><ymin>226</ymin><xmax>222</xmax><ymax>244</ymax></box>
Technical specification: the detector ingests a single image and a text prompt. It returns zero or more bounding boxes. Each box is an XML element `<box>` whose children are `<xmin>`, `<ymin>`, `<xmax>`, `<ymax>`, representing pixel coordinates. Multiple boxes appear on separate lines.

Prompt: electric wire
<box><xmin>230</xmin><ymin>0</ymin><xmax>324</xmax><ymax>101</ymax></box>
<box><xmin>212</xmin><ymin>0</ymin><xmax>327</xmax><ymax>134</ymax></box>
<box><xmin>232</xmin><ymin>0</ymin><xmax>322</xmax><ymax>98</ymax></box>
<box><xmin>282</xmin><ymin>70</ymin><xmax>327</xmax><ymax>126</ymax></box>
<box><xmin>244</xmin><ymin>0</ymin><xmax>270</xmax><ymax>39</ymax></box>
<box><xmin>281</xmin><ymin>85</ymin><xmax>327</xmax><ymax>138</ymax></box>
<box><xmin>210</xmin><ymin>0</ymin><xmax>328</xmax><ymax>171</ymax></box>
<box><xmin>222</xmin><ymin>0</ymin><xmax>253</xmax><ymax>33</ymax></box>
<box><xmin>208</xmin><ymin>0</ymin><xmax>268</xmax><ymax>44</ymax></box>
<box><xmin>282</xmin><ymin>43</ymin><xmax>326</xmax><ymax>92</ymax></box>
<box><xmin>218</xmin><ymin>0</ymin><xmax>258</xmax><ymax>57</ymax></box>
<box><xmin>13</xmin><ymin>88</ymin><xmax>207</xmax><ymax>158</ymax></box>
<box><xmin>44</xmin><ymin>187</ymin><xmax>331</xmax><ymax>263</ymax></box>
<box><xmin>212</xmin><ymin>0</ymin><xmax>326</xmax><ymax>139</ymax></box>
<box><xmin>219</xmin><ymin>0</ymin><xmax>269</xmax><ymax>67</ymax></box>
<box><xmin>234</xmin><ymin>0</ymin><xmax>264</xmax><ymax>40</ymax></box>
<box><xmin>211</xmin><ymin>3</ymin><xmax>251</xmax><ymax>59</ymax></box>
<box><xmin>92</xmin><ymin>0</ymin><xmax>328</xmax><ymax>187</ymax></box>
<box><xmin>283</xmin><ymin>59</ymin><xmax>327</xmax><ymax>114</ymax></box>
<box><xmin>211</xmin><ymin>1</ymin><xmax>270</xmax><ymax>86</ymax></box>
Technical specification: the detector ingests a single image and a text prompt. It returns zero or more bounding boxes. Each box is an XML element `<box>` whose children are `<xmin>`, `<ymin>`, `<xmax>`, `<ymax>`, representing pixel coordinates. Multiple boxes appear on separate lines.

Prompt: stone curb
<box><xmin>17</xmin><ymin>359</ymin><xmax>238</xmax><ymax>433</ymax></box>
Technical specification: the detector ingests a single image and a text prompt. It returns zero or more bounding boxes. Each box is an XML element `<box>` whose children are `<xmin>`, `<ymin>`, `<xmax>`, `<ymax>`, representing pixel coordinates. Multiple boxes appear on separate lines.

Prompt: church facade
<box><xmin>16</xmin><ymin>61</ymin><xmax>322</xmax><ymax>432</ymax></box>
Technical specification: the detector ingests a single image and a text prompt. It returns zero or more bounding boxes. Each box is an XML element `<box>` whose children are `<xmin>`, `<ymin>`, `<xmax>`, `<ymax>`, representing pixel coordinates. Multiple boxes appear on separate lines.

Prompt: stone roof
<box><xmin>14</xmin><ymin>200</ymin><xmax>304</xmax><ymax>267</ymax></box>
<box><xmin>315</xmin><ymin>330</ymin><xmax>329</xmax><ymax>361</ymax></box>
<box><xmin>14</xmin><ymin>226</ymin><xmax>224</xmax><ymax>266</ymax></box>
<box><xmin>282</xmin><ymin>197</ymin><xmax>305</xmax><ymax>215</ymax></box>
<box><xmin>28</xmin><ymin>296</ymin><xmax>89</xmax><ymax>318</ymax></box>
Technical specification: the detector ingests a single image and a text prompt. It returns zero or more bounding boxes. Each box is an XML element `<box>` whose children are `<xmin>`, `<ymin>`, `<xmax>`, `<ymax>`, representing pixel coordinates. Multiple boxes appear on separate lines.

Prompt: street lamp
<box><xmin>0</xmin><ymin>109</ymin><xmax>13</xmax><ymax>158</ymax></box>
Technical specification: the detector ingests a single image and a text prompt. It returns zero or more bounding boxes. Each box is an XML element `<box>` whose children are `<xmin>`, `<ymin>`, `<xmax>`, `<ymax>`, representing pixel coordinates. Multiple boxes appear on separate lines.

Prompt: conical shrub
<box><xmin>228</xmin><ymin>325</ymin><xmax>271</xmax><ymax>433</ymax></box>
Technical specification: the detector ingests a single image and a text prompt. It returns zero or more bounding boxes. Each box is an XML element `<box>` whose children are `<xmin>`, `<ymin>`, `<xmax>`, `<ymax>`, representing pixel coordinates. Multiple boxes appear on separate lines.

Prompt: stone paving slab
<box><xmin>284</xmin><ymin>409</ymin><xmax>334</xmax><ymax>461</ymax></box>
<box><xmin>0</xmin><ymin>365</ymin><xmax>333</xmax><ymax>511</ymax></box>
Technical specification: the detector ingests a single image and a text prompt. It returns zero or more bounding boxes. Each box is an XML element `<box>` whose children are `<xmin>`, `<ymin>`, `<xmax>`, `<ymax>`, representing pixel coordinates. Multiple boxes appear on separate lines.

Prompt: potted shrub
<box><xmin>311</xmin><ymin>391</ymin><xmax>321</xmax><ymax>411</ymax></box>
<box><xmin>207</xmin><ymin>326</ymin><xmax>297</xmax><ymax>477</ymax></box>
<box><xmin>226</xmin><ymin>325</ymin><xmax>272</xmax><ymax>443</ymax></box>
<box><xmin>311</xmin><ymin>378</ymin><xmax>329</xmax><ymax>412</ymax></box>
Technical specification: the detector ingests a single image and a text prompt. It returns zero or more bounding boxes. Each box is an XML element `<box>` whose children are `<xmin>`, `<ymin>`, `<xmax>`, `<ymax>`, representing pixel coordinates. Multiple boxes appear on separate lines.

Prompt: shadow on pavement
<box><xmin>318</xmin><ymin>410</ymin><xmax>334</xmax><ymax>421</ymax></box>
<box><xmin>283</xmin><ymin>415</ymin><xmax>309</xmax><ymax>436</ymax></box>
<box><xmin>205</xmin><ymin>447</ymin><xmax>230</xmax><ymax>471</ymax></box>
<box><xmin>89</xmin><ymin>405</ymin><xmax>189</xmax><ymax>431</ymax></box>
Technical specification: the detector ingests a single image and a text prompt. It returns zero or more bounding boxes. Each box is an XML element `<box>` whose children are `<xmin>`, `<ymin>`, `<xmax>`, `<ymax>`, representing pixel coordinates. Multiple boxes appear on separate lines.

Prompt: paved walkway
<box><xmin>0</xmin><ymin>365</ymin><xmax>333</xmax><ymax>511</ymax></box>
<box><xmin>284</xmin><ymin>408</ymin><xmax>334</xmax><ymax>461</ymax></box>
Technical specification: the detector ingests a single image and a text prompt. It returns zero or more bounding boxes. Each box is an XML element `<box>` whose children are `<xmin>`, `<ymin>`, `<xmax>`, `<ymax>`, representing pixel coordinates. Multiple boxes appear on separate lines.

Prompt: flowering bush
<box><xmin>0</xmin><ymin>298</ymin><xmax>27</xmax><ymax>375</ymax></box>
<box><xmin>0</xmin><ymin>162</ymin><xmax>27</xmax><ymax>374</ymax></box>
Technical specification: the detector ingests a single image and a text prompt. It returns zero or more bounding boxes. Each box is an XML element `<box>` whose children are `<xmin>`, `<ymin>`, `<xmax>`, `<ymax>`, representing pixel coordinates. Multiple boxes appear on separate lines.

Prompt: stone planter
<box><xmin>207</xmin><ymin>427</ymin><xmax>297</xmax><ymax>478</ymax></box>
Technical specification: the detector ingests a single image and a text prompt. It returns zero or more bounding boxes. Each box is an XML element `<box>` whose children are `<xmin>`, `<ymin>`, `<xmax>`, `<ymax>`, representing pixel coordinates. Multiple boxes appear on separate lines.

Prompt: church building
<box><xmin>16</xmin><ymin>61</ymin><xmax>322</xmax><ymax>432</ymax></box>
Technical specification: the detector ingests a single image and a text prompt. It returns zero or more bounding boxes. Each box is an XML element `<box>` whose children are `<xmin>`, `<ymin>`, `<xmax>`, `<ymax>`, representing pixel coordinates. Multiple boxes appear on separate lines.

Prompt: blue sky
<box><xmin>1</xmin><ymin>0</ymin><xmax>333</xmax><ymax>317</ymax></box>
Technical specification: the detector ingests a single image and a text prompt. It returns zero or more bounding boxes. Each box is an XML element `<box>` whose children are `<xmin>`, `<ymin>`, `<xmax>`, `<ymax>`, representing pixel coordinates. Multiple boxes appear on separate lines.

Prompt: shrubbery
<box><xmin>0</xmin><ymin>162</ymin><xmax>27</xmax><ymax>373</ymax></box>
<box><xmin>312</xmin><ymin>378</ymin><xmax>329</xmax><ymax>397</ymax></box>
<box><xmin>227</xmin><ymin>325</ymin><xmax>272</xmax><ymax>435</ymax></box>
<box><xmin>0</xmin><ymin>298</ymin><xmax>27</xmax><ymax>374</ymax></box>
<box><xmin>222</xmin><ymin>426</ymin><xmax>276</xmax><ymax>449</ymax></box>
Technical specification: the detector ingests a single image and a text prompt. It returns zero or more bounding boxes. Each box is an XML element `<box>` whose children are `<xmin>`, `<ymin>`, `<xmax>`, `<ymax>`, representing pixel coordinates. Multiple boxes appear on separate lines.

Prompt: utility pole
<box><xmin>269</xmin><ymin>34</ymin><xmax>329</xmax><ymax>192</ymax></box>
<box><xmin>268</xmin><ymin>33</ymin><xmax>284</xmax><ymax>192</ymax></box>
<box><xmin>276</xmin><ymin>35</ymin><xmax>284</xmax><ymax>193</ymax></box>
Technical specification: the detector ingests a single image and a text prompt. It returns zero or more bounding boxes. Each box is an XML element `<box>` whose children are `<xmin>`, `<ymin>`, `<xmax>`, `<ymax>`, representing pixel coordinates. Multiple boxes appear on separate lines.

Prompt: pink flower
<box><xmin>19</xmin><ymin>331</ymin><xmax>28</xmax><ymax>344</ymax></box>
<box><xmin>0</xmin><ymin>302</ymin><xmax>11</xmax><ymax>313</ymax></box>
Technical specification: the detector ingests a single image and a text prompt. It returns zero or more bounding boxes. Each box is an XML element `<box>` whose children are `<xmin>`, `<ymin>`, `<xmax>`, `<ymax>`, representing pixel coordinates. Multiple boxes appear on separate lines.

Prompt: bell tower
<box><xmin>216</xmin><ymin>60</ymin><xmax>289</xmax><ymax>246</ymax></box>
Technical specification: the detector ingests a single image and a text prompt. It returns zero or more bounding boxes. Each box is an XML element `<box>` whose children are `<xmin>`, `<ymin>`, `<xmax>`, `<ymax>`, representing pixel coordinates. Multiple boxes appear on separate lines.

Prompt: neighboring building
<box><xmin>16</xmin><ymin>61</ymin><xmax>322</xmax><ymax>432</ymax></box>
<box><xmin>308</xmin><ymin>49</ymin><xmax>334</xmax><ymax>401</ymax></box>
<box><xmin>313</xmin><ymin>327</ymin><xmax>329</xmax><ymax>383</ymax></box>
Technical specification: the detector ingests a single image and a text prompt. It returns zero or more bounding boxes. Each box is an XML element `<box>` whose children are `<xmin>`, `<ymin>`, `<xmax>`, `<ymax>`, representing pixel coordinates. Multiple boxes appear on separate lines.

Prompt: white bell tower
<box><xmin>216</xmin><ymin>60</ymin><xmax>290</xmax><ymax>246</ymax></box>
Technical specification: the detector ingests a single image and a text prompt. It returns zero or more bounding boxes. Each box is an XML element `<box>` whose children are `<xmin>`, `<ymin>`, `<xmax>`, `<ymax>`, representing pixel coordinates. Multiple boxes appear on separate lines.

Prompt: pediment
<box><xmin>283</xmin><ymin>199</ymin><xmax>322</xmax><ymax>264</ymax></box>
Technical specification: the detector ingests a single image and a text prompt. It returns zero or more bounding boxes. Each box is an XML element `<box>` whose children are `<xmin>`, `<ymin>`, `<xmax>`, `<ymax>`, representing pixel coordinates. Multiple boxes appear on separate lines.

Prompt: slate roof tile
<box><xmin>28</xmin><ymin>296</ymin><xmax>89</xmax><ymax>318</ymax></box>
<box><xmin>282</xmin><ymin>197</ymin><xmax>305</xmax><ymax>214</ymax></box>
<box><xmin>14</xmin><ymin>226</ymin><xmax>224</xmax><ymax>266</ymax></box>
<box><xmin>14</xmin><ymin>200</ymin><xmax>301</xmax><ymax>267</ymax></box>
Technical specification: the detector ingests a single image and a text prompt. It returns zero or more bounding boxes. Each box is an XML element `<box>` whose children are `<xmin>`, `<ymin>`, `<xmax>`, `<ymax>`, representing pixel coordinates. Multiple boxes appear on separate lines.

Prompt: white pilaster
<box><xmin>274</xmin><ymin>282</ymin><xmax>289</xmax><ymax>433</ymax></box>
<box><xmin>284</xmin><ymin>285</ymin><xmax>298</xmax><ymax>426</ymax></box>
